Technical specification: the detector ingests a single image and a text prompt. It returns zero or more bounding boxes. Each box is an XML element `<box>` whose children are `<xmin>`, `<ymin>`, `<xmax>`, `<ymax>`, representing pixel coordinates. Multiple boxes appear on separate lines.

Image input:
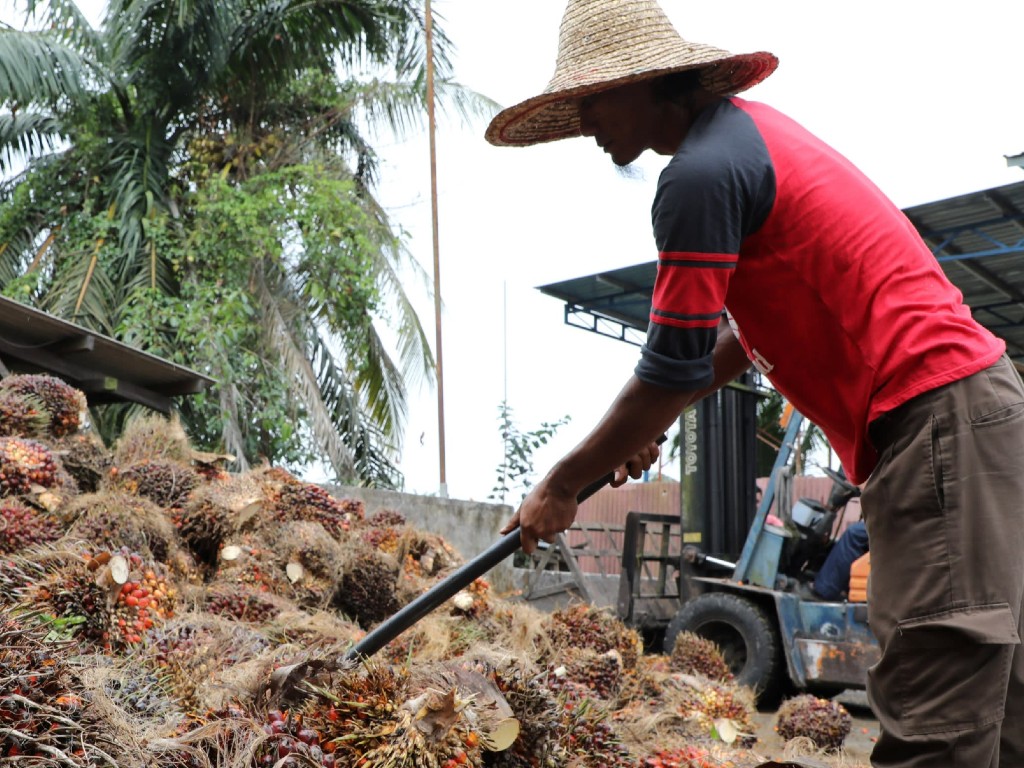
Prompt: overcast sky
<box><xmin>3</xmin><ymin>2</ymin><xmax>1023</xmax><ymax>502</ymax></box>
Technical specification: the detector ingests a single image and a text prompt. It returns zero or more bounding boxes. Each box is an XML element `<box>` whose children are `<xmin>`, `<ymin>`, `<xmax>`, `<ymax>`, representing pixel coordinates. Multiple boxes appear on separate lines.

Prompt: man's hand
<box><xmin>501</xmin><ymin>476</ymin><xmax>578</xmax><ymax>555</ymax></box>
<box><xmin>611</xmin><ymin>441</ymin><xmax>660</xmax><ymax>487</ymax></box>
<box><xmin>500</xmin><ymin>440</ymin><xmax>661</xmax><ymax>554</ymax></box>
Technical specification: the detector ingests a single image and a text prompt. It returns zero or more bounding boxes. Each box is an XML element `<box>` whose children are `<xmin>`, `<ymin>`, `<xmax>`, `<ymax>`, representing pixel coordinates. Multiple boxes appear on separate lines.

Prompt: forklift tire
<box><xmin>664</xmin><ymin>592</ymin><xmax>783</xmax><ymax>703</ymax></box>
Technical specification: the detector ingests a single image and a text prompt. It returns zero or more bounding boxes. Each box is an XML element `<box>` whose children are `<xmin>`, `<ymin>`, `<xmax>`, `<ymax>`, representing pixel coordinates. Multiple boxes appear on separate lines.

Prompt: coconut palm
<box><xmin>0</xmin><ymin>0</ymin><xmax>494</xmax><ymax>486</ymax></box>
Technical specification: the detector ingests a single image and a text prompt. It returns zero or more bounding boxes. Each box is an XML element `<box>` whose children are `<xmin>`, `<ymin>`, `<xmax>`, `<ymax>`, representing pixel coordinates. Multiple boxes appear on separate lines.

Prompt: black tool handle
<box><xmin>345</xmin><ymin>434</ymin><xmax>667</xmax><ymax>661</ymax></box>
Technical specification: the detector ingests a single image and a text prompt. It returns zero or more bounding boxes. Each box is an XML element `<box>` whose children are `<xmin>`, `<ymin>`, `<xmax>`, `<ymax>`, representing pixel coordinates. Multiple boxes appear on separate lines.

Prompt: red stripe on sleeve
<box><xmin>652</xmin><ymin>251</ymin><xmax>734</xmax><ymax>321</ymax></box>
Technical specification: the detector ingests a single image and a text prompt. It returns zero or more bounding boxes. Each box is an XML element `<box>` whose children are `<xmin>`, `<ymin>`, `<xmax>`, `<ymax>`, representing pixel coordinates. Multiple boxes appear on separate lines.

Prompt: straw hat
<box><xmin>485</xmin><ymin>0</ymin><xmax>778</xmax><ymax>147</ymax></box>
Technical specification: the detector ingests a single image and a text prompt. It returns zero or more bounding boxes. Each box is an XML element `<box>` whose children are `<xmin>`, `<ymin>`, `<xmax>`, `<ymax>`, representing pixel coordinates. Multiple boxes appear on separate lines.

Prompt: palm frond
<box><xmin>0</xmin><ymin>111</ymin><xmax>65</xmax><ymax>174</ymax></box>
<box><xmin>257</xmin><ymin>275</ymin><xmax>360</xmax><ymax>480</ymax></box>
<box><xmin>0</xmin><ymin>28</ymin><xmax>92</xmax><ymax>105</ymax></box>
<box><xmin>22</xmin><ymin>0</ymin><xmax>102</xmax><ymax>55</ymax></box>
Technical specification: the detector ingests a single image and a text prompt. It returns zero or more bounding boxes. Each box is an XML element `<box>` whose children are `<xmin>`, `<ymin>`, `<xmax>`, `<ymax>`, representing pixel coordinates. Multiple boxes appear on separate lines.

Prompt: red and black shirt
<box><xmin>635</xmin><ymin>97</ymin><xmax>1004</xmax><ymax>483</ymax></box>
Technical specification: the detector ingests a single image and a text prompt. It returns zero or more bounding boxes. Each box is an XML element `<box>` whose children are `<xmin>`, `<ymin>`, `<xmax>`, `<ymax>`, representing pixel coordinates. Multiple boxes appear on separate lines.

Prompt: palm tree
<box><xmin>0</xmin><ymin>0</ymin><xmax>494</xmax><ymax>485</ymax></box>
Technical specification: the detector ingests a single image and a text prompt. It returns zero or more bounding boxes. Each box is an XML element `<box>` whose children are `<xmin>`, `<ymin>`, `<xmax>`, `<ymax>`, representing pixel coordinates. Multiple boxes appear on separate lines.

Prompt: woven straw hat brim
<box><xmin>484</xmin><ymin>52</ymin><xmax>777</xmax><ymax>147</ymax></box>
<box><xmin>484</xmin><ymin>0</ymin><xmax>777</xmax><ymax>148</ymax></box>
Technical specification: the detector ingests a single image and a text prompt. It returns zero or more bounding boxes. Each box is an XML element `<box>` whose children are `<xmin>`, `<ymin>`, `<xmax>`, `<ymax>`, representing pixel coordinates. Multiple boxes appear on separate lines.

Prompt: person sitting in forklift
<box><xmin>487</xmin><ymin>1</ymin><xmax>1024</xmax><ymax>765</ymax></box>
<box><xmin>810</xmin><ymin>520</ymin><xmax>869</xmax><ymax>601</ymax></box>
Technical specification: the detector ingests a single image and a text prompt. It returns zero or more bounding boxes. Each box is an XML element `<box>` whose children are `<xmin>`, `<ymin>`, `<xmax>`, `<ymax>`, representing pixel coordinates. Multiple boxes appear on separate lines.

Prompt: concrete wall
<box><xmin>325</xmin><ymin>485</ymin><xmax>519</xmax><ymax>593</ymax></box>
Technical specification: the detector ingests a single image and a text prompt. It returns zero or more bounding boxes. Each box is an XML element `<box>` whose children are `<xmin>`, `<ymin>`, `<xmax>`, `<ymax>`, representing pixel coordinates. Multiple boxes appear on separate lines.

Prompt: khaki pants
<box><xmin>862</xmin><ymin>355</ymin><xmax>1024</xmax><ymax>767</ymax></box>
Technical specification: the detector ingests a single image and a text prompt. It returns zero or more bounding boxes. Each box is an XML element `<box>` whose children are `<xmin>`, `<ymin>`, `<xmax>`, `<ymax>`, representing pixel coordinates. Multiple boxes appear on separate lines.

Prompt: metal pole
<box><xmin>425</xmin><ymin>0</ymin><xmax>446</xmax><ymax>496</ymax></box>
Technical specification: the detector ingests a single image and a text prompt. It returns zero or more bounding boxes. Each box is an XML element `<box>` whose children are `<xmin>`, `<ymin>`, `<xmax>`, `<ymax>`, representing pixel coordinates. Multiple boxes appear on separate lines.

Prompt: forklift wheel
<box><xmin>664</xmin><ymin>592</ymin><xmax>782</xmax><ymax>704</ymax></box>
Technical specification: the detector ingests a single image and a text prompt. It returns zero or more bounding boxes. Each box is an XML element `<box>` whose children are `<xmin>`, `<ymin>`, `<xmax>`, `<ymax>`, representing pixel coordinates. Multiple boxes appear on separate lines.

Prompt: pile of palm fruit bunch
<box><xmin>0</xmin><ymin>372</ymin><xmax>862</xmax><ymax>767</ymax></box>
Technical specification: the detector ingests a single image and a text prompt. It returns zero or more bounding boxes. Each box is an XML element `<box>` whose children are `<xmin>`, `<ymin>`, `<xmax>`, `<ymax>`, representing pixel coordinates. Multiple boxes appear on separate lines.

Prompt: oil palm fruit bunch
<box><xmin>368</xmin><ymin>509</ymin><xmax>407</xmax><ymax>527</ymax></box>
<box><xmin>669</xmin><ymin>631</ymin><xmax>733</xmax><ymax>681</ymax></box>
<box><xmin>550</xmin><ymin>649</ymin><xmax>623</xmax><ymax>701</ymax></box>
<box><xmin>335</xmin><ymin>550</ymin><xmax>401</xmax><ymax>629</ymax></box>
<box><xmin>0</xmin><ymin>388</ymin><xmax>48</xmax><ymax>437</ymax></box>
<box><xmin>269</xmin><ymin>477</ymin><xmax>364</xmax><ymax>539</ymax></box>
<box><xmin>364</xmin><ymin>524</ymin><xmax>402</xmax><ymax>554</ymax></box>
<box><xmin>543</xmin><ymin>603</ymin><xmax>643</xmax><ymax>670</ymax></box>
<box><xmin>483</xmin><ymin>661</ymin><xmax>562</xmax><ymax>768</ymax></box>
<box><xmin>109</xmin><ymin>558</ymin><xmax>178</xmax><ymax>648</ymax></box>
<box><xmin>0</xmin><ymin>374</ymin><xmax>87</xmax><ymax>438</ymax></box>
<box><xmin>775</xmin><ymin>693</ymin><xmax>852</xmax><ymax>751</ymax></box>
<box><xmin>175</xmin><ymin>495</ymin><xmax>231</xmax><ymax>568</ymax></box>
<box><xmin>215</xmin><ymin>540</ymin><xmax>288</xmax><ymax>597</ymax></box>
<box><xmin>150</xmin><ymin>617</ymin><xmax>270</xmax><ymax>710</ymax></box>
<box><xmin>689</xmin><ymin>680</ymin><xmax>756</xmax><ymax>746</ymax></box>
<box><xmin>113</xmin><ymin>412</ymin><xmax>193</xmax><ymax>466</ymax></box>
<box><xmin>0</xmin><ymin>501</ymin><xmax>62</xmax><ymax>554</ymax></box>
<box><xmin>291</xmin><ymin>661</ymin><xmax>409</xmax><ymax>766</ymax></box>
<box><xmin>0</xmin><ymin>607</ymin><xmax>93</xmax><ymax>763</ymax></box>
<box><xmin>113</xmin><ymin>459</ymin><xmax>199</xmax><ymax>509</ymax></box>
<box><xmin>274</xmin><ymin>521</ymin><xmax>346</xmax><ymax>609</ymax></box>
<box><xmin>53</xmin><ymin>433</ymin><xmax>112</xmax><ymax>493</ymax></box>
<box><xmin>555</xmin><ymin>696</ymin><xmax>634</xmax><ymax>767</ymax></box>
<box><xmin>0</xmin><ymin>437</ymin><xmax>62</xmax><ymax>496</ymax></box>
<box><xmin>31</xmin><ymin>553</ymin><xmax>112</xmax><ymax>647</ymax></box>
<box><xmin>64</xmin><ymin>492</ymin><xmax>179</xmax><ymax>565</ymax></box>
<box><xmin>206</xmin><ymin>583</ymin><xmax>290</xmax><ymax>624</ymax></box>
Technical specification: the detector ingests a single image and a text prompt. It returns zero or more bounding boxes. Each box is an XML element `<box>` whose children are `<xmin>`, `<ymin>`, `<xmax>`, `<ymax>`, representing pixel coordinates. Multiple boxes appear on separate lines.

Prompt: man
<box><xmin>486</xmin><ymin>1</ymin><xmax>1024</xmax><ymax>766</ymax></box>
<box><xmin>811</xmin><ymin>520</ymin><xmax>869</xmax><ymax>601</ymax></box>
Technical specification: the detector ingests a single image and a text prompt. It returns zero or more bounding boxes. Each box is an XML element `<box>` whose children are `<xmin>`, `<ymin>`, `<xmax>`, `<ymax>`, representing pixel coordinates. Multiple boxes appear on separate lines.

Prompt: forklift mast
<box><xmin>679</xmin><ymin>371</ymin><xmax>761</xmax><ymax>561</ymax></box>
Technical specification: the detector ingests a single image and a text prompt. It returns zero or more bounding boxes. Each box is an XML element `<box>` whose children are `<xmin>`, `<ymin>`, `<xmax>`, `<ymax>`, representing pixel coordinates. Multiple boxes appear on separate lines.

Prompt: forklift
<box><xmin>616</xmin><ymin>387</ymin><xmax>879</xmax><ymax>703</ymax></box>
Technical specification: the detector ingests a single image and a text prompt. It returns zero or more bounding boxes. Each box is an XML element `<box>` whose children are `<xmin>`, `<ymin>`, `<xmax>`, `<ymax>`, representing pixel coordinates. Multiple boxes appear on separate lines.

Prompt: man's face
<box><xmin>578</xmin><ymin>81</ymin><xmax>661</xmax><ymax>167</ymax></box>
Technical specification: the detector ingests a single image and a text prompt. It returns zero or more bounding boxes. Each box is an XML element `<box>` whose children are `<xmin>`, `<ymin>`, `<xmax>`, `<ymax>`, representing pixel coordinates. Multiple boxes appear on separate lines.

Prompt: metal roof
<box><xmin>539</xmin><ymin>179</ymin><xmax>1024</xmax><ymax>361</ymax></box>
<box><xmin>0</xmin><ymin>295</ymin><xmax>214</xmax><ymax>412</ymax></box>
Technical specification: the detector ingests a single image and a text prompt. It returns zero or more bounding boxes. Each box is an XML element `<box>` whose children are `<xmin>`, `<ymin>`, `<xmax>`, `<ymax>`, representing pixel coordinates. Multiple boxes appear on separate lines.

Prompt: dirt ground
<box><xmin>750</xmin><ymin>690</ymin><xmax>879</xmax><ymax>766</ymax></box>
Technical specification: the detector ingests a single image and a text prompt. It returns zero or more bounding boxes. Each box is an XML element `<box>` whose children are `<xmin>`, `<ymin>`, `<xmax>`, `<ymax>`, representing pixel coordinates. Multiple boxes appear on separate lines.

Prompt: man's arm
<box><xmin>505</xmin><ymin>320</ymin><xmax>751</xmax><ymax>552</ymax></box>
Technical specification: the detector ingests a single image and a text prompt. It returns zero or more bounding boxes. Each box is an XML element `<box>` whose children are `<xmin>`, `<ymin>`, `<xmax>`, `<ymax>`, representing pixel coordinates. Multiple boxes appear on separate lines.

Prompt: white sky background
<box><xmin>3</xmin><ymin>2</ymin><xmax>1023</xmax><ymax>501</ymax></box>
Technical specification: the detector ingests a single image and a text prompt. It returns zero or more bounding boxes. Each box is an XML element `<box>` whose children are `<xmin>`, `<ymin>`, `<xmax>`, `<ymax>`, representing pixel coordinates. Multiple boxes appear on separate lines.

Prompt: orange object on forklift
<box><xmin>849</xmin><ymin>552</ymin><xmax>870</xmax><ymax>602</ymax></box>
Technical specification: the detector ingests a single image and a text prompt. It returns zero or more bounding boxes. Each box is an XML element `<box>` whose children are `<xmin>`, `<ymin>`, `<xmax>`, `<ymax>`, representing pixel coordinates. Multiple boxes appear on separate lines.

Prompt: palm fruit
<box><xmin>112</xmin><ymin>411</ymin><xmax>193</xmax><ymax>466</ymax></box>
<box><xmin>554</xmin><ymin>695</ymin><xmax>634</xmax><ymax>767</ymax></box>
<box><xmin>548</xmin><ymin>649</ymin><xmax>623</xmax><ymax>701</ymax></box>
<box><xmin>150</xmin><ymin>615</ymin><xmax>271</xmax><ymax>711</ymax></box>
<box><xmin>0</xmin><ymin>388</ymin><xmax>49</xmax><ymax>438</ymax></box>
<box><xmin>0</xmin><ymin>606</ymin><xmax>94</xmax><ymax>763</ymax></box>
<box><xmin>53</xmin><ymin>432</ymin><xmax>113</xmax><ymax>493</ymax></box>
<box><xmin>484</xmin><ymin>660</ymin><xmax>563</xmax><ymax>768</ymax></box>
<box><xmin>0</xmin><ymin>373</ymin><xmax>87</xmax><ymax>438</ymax></box>
<box><xmin>108</xmin><ymin>555</ymin><xmax>178</xmax><ymax>648</ymax></box>
<box><xmin>368</xmin><ymin>508</ymin><xmax>407</xmax><ymax>527</ymax></box>
<box><xmin>206</xmin><ymin>583</ymin><xmax>292</xmax><ymax>624</ymax></box>
<box><xmin>335</xmin><ymin>549</ymin><xmax>400</xmax><ymax>629</ymax></box>
<box><xmin>669</xmin><ymin>631</ymin><xmax>733</xmax><ymax>681</ymax></box>
<box><xmin>640</xmin><ymin>745</ymin><xmax>745</xmax><ymax>767</ymax></box>
<box><xmin>687</xmin><ymin>679</ymin><xmax>757</xmax><ymax>746</ymax></box>
<box><xmin>176</xmin><ymin>494</ymin><xmax>231</xmax><ymax>568</ymax></box>
<box><xmin>264</xmin><ymin>473</ymin><xmax>364</xmax><ymax>539</ymax></box>
<box><xmin>273</xmin><ymin>520</ymin><xmax>346</xmax><ymax>610</ymax></box>
<box><xmin>0</xmin><ymin>436</ymin><xmax>62</xmax><ymax>496</ymax></box>
<box><xmin>215</xmin><ymin>539</ymin><xmax>289</xmax><ymax>597</ymax></box>
<box><xmin>542</xmin><ymin>603</ymin><xmax>643</xmax><ymax>670</ymax></box>
<box><xmin>290</xmin><ymin>661</ymin><xmax>499</xmax><ymax>768</ymax></box>
<box><xmin>31</xmin><ymin>553</ymin><xmax>112</xmax><ymax>647</ymax></box>
<box><xmin>775</xmin><ymin>693</ymin><xmax>852</xmax><ymax>751</ymax></box>
<box><xmin>0</xmin><ymin>501</ymin><xmax>63</xmax><ymax>554</ymax></box>
<box><xmin>113</xmin><ymin>458</ymin><xmax>199</xmax><ymax>508</ymax></box>
<box><xmin>63</xmin><ymin>491</ymin><xmax>181</xmax><ymax>566</ymax></box>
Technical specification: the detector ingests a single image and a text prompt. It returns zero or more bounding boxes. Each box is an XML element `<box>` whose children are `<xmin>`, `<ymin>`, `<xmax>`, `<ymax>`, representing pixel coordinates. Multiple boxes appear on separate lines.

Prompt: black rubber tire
<box><xmin>664</xmin><ymin>592</ymin><xmax>783</xmax><ymax>703</ymax></box>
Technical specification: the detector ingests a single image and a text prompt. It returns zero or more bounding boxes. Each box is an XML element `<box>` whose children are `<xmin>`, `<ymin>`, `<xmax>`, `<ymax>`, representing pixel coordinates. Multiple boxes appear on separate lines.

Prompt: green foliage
<box><xmin>756</xmin><ymin>387</ymin><xmax>826</xmax><ymax>477</ymax></box>
<box><xmin>0</xmin><ymin>0</ymin><xmax>497</xmax><ymax>486</ymax></box>
<box><xmin>489</xmin><ymin>401</ymin><xmax>571</xmax><ymax>504</ymax></box>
